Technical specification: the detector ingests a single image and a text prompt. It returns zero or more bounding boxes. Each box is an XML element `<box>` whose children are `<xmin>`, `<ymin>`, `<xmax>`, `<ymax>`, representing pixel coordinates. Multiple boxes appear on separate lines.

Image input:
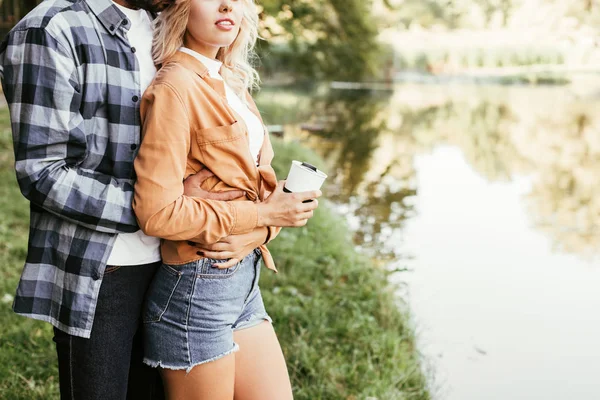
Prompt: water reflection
<box><xmin>520</xmin><ymin>106</ymin><xmax>600</xmax><ymax>258</ymax></box>
<box><xmin>256</xmin><ymin>82</ymin><xmax>600</xmax><ymax>260</ymax></box>
<box><xmin>258</xmin><ymin>82</ymin><xmax>600</xmax><ymax>399</ymax></box>
<box><xmin>259</xmin><ymin>87</ymin><xmax>419</xmax><ymax>260</ymax></box>
<box><xmin>311</xmin><ymin>90</ymin><xmax>391</xmax><ymax>196</ymax></box>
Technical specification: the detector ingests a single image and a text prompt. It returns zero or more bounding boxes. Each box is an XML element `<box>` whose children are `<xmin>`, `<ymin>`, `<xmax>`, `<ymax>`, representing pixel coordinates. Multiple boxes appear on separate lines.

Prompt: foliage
<box><xmin>0</xmin><ymin>107</ymin><xmax>59</xmax><ymax>399</ymax></box>
<box><xmin>257</xmin><ymin>0</ymin><xmax>382</xmax><ymax>81</ymax></box>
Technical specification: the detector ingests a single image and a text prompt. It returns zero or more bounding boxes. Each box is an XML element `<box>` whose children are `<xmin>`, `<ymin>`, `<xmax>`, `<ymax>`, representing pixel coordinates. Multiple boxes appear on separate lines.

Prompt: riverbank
<box><xmin>0</xmin><ymin>106</ymin><xmax>430</xmax><ymax>399</ymax></box>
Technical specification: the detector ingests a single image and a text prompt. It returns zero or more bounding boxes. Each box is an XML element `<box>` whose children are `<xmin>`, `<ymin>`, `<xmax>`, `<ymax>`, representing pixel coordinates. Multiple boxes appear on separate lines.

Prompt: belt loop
<box><xmin>196</xmin><ymin>257</ymin><xmax>207</xmax><ymax>275</ymax></box>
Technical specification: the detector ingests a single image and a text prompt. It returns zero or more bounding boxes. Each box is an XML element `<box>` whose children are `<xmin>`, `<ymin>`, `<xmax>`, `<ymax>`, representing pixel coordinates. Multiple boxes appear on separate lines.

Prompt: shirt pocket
<box><xmin>196</xmin><ymin>121</ymin><xmax>245</xmax><ymax>146</ymax></box>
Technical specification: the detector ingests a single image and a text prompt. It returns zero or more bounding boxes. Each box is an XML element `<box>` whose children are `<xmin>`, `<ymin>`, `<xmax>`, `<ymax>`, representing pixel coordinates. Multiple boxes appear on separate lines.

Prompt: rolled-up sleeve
<box><xmin>133</xmin><ymin>83</ymin><xmax>258</xmax><ymax>244</ymax></box>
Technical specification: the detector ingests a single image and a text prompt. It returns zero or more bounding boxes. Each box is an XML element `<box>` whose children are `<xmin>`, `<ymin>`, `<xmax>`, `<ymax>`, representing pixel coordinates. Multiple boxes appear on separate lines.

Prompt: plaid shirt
<box><xmin>0</xmin><ymin>0</ymin><xmax>148</xmax><ymax>338</ymax></box>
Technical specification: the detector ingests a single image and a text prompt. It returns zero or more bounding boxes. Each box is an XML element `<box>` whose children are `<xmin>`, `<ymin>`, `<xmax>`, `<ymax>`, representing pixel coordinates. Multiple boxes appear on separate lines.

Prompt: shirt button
<box><xmin>132</xmin><ymin>95</ymin><xmax>139</xmax><ymax>102</ymax></box>
<box><xmin>130</xmin><ymin>144</ymin><xmax>137</xmax><ymax>150</ymax></box>
<box><xmin>109</xmin><ymin>24</ymin><xmax>115</xmax><ymax>31</ymax></box>
<box><xmin>122</xmin><ymin>19</ymin><xmax>128</xmax><ymax>25</ymax></box>
<box><xmin>131</xmin><ymin>47</ymin><xmax>136</xmax><ymax>53</ymax></box>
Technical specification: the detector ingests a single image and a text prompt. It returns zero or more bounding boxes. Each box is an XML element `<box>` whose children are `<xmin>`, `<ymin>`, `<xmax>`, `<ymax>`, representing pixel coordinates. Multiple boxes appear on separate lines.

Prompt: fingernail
<box><xmin>211</xmin><ymin>264</ymin><xmax>219</xmax><ymax>268</ymax></box>
<box><xmin>196</xmin><ymin>251</ymin><xmax>204</xmax><ymax>256</ymax></box>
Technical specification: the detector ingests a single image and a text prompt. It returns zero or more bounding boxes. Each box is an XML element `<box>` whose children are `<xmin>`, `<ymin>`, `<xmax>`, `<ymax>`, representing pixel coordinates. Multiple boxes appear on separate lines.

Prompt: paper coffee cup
<box><xmin>284</xmin><ymin>161</ymin><xmax>327</xmax><ymax>193</ymax></box>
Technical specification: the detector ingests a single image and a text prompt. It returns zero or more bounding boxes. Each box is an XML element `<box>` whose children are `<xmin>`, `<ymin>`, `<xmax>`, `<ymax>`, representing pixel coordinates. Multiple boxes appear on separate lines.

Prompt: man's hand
<box><xmin>184</xmin><ymin>168</ymin><xmax>245</xmax><ymax>201</ymax></box>
<box><xmin>189</xmin><ymin>227</ymin><xmax>269</xmax><ymax>269</ymax></box>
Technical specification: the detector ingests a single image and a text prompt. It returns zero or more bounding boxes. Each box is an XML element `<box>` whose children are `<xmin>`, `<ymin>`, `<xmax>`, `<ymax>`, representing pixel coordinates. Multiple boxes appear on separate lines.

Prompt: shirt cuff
<box><xmin>229</xmin><ymin>201</ymin><xmax>258</xmax><ymax>234</ymax></box>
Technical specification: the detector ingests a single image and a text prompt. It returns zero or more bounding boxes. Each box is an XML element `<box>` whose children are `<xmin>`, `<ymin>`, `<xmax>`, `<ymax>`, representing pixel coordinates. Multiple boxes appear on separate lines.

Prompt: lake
<box><xmin>256</xmin><ymin>80</ymin><xmax>600</xmax><ymax>400</ymax></box>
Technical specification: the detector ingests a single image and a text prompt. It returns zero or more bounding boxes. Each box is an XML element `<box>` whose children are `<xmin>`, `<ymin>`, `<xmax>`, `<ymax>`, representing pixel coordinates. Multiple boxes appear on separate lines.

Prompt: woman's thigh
<box><xmin>233</xmin><ymin>321</ymin><xmax>293</xmax><ymax>400</ymax></box>
<box><xmin>160</xmin><ymin>354</ymin><xmax>236</xmax><ymax>400</ymax></box>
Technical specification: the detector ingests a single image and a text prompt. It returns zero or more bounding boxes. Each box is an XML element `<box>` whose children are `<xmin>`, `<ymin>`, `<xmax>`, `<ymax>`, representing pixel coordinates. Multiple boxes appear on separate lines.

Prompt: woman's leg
<box><xmin>233</xmin><ymin>321</ymin><xmax>293</xmax><ymax>400</ymax></box>
<box><xmin>160</xmin><ymin>354</ymin><xmax>236</xmax><ymax>400</ymax></box>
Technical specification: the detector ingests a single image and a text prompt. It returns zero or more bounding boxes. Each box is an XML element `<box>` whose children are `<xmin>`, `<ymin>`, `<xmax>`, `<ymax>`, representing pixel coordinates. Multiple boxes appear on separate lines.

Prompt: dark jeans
<box><xmin>53</xmin><ymin>262</ymin><xmax>165</xmax><ymax>400</ymax></box>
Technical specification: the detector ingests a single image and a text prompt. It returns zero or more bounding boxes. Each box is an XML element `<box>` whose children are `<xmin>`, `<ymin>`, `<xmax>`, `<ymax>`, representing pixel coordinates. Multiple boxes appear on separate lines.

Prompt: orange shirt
<box><xmin>133</xmin><ymin>51</ymin><xmax>280</xmax><ymax>271</ymax></box>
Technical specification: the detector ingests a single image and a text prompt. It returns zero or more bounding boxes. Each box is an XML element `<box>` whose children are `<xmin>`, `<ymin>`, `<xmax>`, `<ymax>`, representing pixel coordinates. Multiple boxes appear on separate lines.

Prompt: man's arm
<box><xmin>1</xmin><ymin>28</ymin><xmax>139</xmax><ymax>233</ymax></box>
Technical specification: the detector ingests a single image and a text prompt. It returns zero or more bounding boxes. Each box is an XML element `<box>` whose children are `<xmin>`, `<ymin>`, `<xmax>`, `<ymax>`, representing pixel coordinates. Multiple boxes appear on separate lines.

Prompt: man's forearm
<box><xmin>16</xmin><ymin>160</ymin><xmax>139</xmax><ymax>233</ymax></box>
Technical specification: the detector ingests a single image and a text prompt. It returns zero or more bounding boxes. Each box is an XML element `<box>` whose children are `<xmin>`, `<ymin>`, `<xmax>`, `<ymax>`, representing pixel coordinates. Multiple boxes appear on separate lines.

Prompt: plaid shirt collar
<box><xmin>87</xmin><ymin>0</ymin><xmax>131</xmax><ymax>35</ymax></box>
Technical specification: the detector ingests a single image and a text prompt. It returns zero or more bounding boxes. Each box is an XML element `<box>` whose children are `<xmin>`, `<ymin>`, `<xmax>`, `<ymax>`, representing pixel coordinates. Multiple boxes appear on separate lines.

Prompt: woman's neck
<box><xmin>183</xmin><ymin>35</ymin><xmax>219</xmax><ymax>59</ymax></box>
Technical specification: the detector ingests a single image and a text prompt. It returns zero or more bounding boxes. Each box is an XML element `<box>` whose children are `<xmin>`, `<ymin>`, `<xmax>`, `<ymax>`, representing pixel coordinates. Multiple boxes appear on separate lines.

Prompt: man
<box><xmin>0</xmin><ymin>0</ymin><xmax>306</xmax><ymax>398</ymax></box>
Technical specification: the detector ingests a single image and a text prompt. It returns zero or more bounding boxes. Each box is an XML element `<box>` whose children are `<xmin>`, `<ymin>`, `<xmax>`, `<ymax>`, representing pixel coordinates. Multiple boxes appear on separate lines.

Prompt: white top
<box><xmin>179</xmin><ymin>47</ymin><xmax>265</xmax><ymax>164</ymax></box>
<box><xmin>107</xmin><ymin>2</ymin><xmax>161</xmax><ymax>266</ymax></box>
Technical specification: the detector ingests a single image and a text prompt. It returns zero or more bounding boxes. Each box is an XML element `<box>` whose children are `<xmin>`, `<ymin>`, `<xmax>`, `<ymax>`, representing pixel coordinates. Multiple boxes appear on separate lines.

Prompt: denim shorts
<box><xmin>142</xmin><ymin>248</ymin><xmax>271</xmax><ymax>372</ymax></box>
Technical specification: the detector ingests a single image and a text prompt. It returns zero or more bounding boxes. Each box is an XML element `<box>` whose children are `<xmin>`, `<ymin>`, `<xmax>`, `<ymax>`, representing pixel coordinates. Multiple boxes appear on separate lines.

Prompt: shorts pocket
<box><xmin>197</xmin><ymin>258</ymin><xmax>242</xmax><ymax>279</ymax></box>
<box><xmin>143</xmin><ymin>264</ymin><xmax>183</xmax><ymax>323</ymax></box>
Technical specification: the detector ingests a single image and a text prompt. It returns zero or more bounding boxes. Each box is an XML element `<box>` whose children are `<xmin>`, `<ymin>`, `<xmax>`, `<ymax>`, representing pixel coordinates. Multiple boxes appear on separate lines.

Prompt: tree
<box><xmin>257</xmin><ymin>0</ymin><xmax>382</xmax><ymax>81</ymax></box>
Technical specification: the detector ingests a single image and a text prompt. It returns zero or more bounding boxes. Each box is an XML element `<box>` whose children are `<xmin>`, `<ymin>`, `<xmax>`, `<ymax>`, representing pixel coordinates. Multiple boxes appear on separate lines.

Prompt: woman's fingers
<box><xmin>199</xmin><ymin>250</ymin><xmax>234</xmax><ymax>259</ymax></box>
<box><xmin>296</xmin><ymin>211</ymin><xmax>314</xmax><ymax>222</ymax></box>
<box><xmin>296</xmin><ymin>190</ymin><xmax>322</xmax><ymax>203</ymax></box>
<box><xmin>213</xmin><ymin>258</ymin><xmax>240</xmax><ymax>269</ymax></box>
<box><xmin>299</xmin><ymin>199</ymin><xmax>318</xmax><ymax>212</ymax></box>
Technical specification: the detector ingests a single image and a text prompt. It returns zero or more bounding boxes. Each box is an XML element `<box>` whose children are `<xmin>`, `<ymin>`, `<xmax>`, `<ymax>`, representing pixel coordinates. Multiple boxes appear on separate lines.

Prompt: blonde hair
<box><xmin>152</xmin><ymin>0</ymin><xmax>261</xmax><ymax>97</ymax></box>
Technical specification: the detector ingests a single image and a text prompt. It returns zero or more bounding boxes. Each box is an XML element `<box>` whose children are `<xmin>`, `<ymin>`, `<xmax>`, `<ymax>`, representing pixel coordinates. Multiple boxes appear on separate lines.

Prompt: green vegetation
<box><xmin>257</xmin><ymin>0</ymin><xmax>382</xmax><ymax>81</ymax></box>
<box><xmin>0</xmin><ymin>106</ymin><xmax>60</xmax><ymax>399</ymax></box>
<box><xmin>0</xmin><ymin>105</ymin><xmax>429</xmax><ymax>398</ymax></box>
<box><xmin>395</xmin><ymin>46</ymin><xmax>566</xmax><ymax>71</ymax></box>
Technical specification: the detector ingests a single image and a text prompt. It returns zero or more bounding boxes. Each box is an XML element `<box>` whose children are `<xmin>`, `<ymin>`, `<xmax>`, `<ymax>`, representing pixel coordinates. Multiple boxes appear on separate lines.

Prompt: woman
<box><xmin>131</xmin><ymin>0</ymin><xmax>320</xmax><ymax>398</ymax></box>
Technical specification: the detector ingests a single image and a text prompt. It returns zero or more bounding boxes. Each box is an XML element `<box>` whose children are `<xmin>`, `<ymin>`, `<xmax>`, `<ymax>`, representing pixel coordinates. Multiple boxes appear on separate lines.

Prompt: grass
<box><xmin>0</xmin><ymin>106</ymin><xmax>429</xmax><ymax>399</ymax></box>
<box><xmin>0</xmin><ymin>107</ymin><xmax>60</xmax><ymax>399</ymax></box>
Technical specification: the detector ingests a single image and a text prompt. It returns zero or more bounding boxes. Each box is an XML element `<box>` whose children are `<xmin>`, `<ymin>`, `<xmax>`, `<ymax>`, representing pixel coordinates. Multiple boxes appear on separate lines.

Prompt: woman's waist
<box><xmin>160</xmin><ymin>241</ymin><xmax>260</xmax><ymax>266</ymax></box>
<box><xmin>161</xmin><ymin>245</ymin><xmax>261</xmax><ymax>267</ymax></box>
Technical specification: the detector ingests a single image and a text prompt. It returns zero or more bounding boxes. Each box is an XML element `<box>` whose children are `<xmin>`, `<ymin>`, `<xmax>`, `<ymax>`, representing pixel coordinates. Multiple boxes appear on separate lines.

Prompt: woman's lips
<box><xmin>215</xmin><ymin>19</ymin><xmax>235</xmax><ymax>31</ymax></box>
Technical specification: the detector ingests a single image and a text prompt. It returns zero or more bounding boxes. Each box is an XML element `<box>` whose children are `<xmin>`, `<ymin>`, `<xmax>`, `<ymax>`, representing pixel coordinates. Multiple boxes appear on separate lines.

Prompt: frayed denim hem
<box><xmin>233</xmin><ymin>314</ymin><xmax>273</xmax><ymax>332</ymax></box>
<box><xmin>143</xmin><ymin>343</ymin><xmax>240</xmax><ymax>374</ymax></box>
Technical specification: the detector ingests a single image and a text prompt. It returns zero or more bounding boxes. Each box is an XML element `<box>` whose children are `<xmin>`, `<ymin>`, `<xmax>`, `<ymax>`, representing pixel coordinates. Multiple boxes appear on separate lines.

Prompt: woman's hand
<box><xmin>190</xmin><ymin>227</ymin><xmax>269</xmax><ymax>269</ymax></box>
<box><xmin>256</xmin><ymin>181</ymin><xmax>321</xmax><ymax>227</ymax></box>
<box><xmin>183</xmin><ymin>168</ymin><xmax>246</xmax><ymax>200</ymax></box>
